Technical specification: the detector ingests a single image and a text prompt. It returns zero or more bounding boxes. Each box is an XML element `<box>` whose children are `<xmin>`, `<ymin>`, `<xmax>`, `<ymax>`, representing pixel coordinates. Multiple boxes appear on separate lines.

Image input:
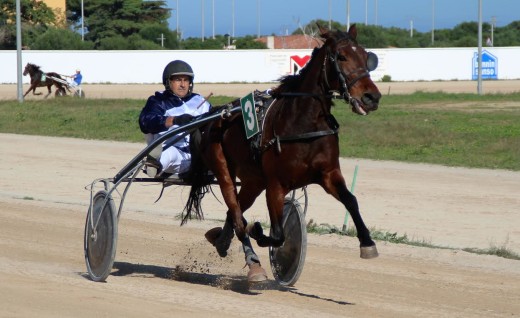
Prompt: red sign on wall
<box><xmin>290</xmin><ymin>55</ymin><xmax>311</xmax><ymax>75</ymax></box>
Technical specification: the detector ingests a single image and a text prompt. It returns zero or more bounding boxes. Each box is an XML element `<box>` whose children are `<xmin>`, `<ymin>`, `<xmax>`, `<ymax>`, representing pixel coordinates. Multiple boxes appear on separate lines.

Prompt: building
<box><xmin>256</xmin><ymin>34</ymin><xmax>323</xmax><ymax>50</ymax></box>
<box><xmin>42</xmin><ymin>0</ymin><xmax>66</xmax><ymax>26</ymax></box>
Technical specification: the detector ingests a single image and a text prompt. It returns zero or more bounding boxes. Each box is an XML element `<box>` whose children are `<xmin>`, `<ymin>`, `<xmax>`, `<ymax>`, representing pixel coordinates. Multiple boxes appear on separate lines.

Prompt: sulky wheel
<box><xmin>269</xmin><ymin>195</ymin><xmax>307</xmax><ymax>286</ymax></box>
<box><xmin>74</xmin><ymin>89</ymin><xmax>85</xmax><ymax>98</ymax></box>
<box><xmin>84</xmin><ymin>190</ymin><xmax>118</xmax><ymax>282</ymax></box>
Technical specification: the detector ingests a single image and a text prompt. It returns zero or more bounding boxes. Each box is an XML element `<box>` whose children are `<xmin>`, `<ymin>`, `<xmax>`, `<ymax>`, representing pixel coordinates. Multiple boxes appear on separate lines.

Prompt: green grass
<box><xmin>333</xmin><ymin>92</ymin><xmax>520</xmax><ymax>170</ymax></box>
<box><xmin>306</xmin><ymin>219</ymin><xmax>520</xmax><ymax>261</ymax></box>
<box><xmin>1</xmin><ymin>92</ymin><xmax>519</xmax><ymax>170</ymax></box>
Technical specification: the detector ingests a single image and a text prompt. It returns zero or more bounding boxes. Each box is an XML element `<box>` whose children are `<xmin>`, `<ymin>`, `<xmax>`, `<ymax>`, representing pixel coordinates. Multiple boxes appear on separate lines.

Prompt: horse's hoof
<box><xmin>247</xmin><ymin>263</ymin><xmax>268</xmax><ymax>283</ymax></box>
<box><xmin>360</xmin><ymin>245</ymin><xmax>379</xmax><ymax>259</ymax></box>
<box><xmin>204</xmin><ymin>227</ymin><xmax>222</xmax><ymax>246</ymax></box>
<box><xmin>246</xmin><ymin>222</ymin><xmax>263</xmax><ymax>240</ymax></box>
<box><xmin>205</xmin><ymin>226</ymin><xmax>233</xmax><ymax>257</ymax></box>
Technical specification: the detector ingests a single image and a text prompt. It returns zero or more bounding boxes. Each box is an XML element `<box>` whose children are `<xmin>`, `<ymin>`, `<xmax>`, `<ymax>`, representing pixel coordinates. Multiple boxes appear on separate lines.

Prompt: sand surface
<box><xmin>2</xmin><ymin>79</ymin><xmax>520</xmax><ymax>100</ymax></box>
<box><xmin>1</xmin><ymin>81</ymin><xmax>520</xmax><ymax>317</ymax></box>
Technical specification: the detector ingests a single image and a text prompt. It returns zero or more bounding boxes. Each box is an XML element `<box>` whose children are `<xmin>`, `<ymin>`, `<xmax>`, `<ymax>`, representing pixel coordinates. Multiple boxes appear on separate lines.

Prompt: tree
<box><xmin>139</xmin><ymin>25</ymin><xmax>179</xmax><ymax>49</ymax></box>
<box><xmin>66</xmin><ymin>0</ymin><xmax>172</xmax><ymax>49</ymax></box>
<box><xmin>31</xmin><ymin>27</ymin><xmax>94</xmax><ymax>49</ymax></box>
<box><xmin>0</xmin><ymin>0</ymin><xmax>56</xmax><ymax>49</ymax></box>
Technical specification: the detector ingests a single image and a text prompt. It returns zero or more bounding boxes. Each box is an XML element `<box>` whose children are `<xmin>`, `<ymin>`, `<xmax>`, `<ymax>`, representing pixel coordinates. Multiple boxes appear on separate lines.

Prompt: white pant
<box><xmin>160</xmin><ymin>146</ymin><xmax>191</xmax><ymax>175</ymax></box>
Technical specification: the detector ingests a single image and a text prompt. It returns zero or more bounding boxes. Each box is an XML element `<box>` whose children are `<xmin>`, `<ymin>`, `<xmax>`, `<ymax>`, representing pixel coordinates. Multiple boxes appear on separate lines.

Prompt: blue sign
<box><xmin>472</xmin><ymin>50</ymin><xmax>498</xmax><ymax>80</ymax></box>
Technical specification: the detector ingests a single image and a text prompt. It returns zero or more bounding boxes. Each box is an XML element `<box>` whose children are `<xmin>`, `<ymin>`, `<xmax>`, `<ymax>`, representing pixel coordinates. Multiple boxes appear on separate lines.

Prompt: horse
<box><xmin>184</xmin><ymin>24</ymin><xmax>382</xmax><ymax>283</ymax></box>
<box><xmin>23</xmin><ymin>63</ymin><xmax>67</xmax><ymax>98</ymax></box>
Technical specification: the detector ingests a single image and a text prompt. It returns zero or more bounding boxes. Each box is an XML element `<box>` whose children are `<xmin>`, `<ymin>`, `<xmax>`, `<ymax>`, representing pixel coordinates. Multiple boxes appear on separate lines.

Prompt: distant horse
<box><xmin>23</xmin><ymin>63</ymin><xmax>67</xmax><ymax>98</ymax></box>
<box><xmin>185</xmin><ymin>24</ymin><xmax>382</xmax><ymax>282</ymax></box>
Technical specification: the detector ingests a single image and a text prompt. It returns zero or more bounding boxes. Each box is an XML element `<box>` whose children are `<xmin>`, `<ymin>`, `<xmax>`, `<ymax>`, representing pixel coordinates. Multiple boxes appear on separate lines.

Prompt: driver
<box><xmin>138</xmin><ymin>60</ymin><xmax>211</xmax><ymax>177</ymax></box>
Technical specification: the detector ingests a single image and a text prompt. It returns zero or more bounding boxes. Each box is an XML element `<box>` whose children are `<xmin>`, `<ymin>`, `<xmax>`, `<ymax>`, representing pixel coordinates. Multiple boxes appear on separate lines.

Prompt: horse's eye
<box><xmin>337</xmin><ymin>55</ymin><xmax>347</xmax><ymax>62</ymax></box>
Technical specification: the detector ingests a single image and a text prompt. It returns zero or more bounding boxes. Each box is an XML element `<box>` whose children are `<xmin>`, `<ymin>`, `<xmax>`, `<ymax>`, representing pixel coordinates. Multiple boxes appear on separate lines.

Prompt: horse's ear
<box><xmin>316</xmin><ymin>23</ymin><xmax>330</xmax><ymax>38</ymax></box>
<box><xmin>348</xmin><ymin>24</ymin><xmax>358</xmax><ymax>40</ymax></box>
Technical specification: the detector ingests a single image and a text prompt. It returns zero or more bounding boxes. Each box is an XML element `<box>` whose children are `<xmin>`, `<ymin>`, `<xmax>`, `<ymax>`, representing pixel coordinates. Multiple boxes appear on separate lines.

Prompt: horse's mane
<box><xmin>272</xmin><ymin>47</ymin><xmax>321</xmax><ymax>95</ymax></box>
<box><xmin>271</xmin><ymin>29</ymin><xmax>352</xmax><ymax>95</ymax></box>
<box><xmin>27</xmin><ymin>63</ymin><xmax>42</xmax><ymax>72</ymax></box>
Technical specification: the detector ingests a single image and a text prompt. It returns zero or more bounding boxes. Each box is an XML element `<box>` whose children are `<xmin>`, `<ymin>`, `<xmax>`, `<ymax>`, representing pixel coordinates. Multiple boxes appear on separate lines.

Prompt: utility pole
<box><xmin>491</xmin><ymin>16</ymin><xmax>496</xmax><ymax>46</ymax></box>
<box><xmin>477</xmin><ymin>0</ymin><xmax>483</xmax><ymax>95</ymax></box>
<box><xmin>365</xmin><ymin>0</ymin><xmax>368</xmax><ymax>26</ymax></box>
<box><xmin>346</xmin><ymin>0</ymin><xmax>350</xmax><ymax>30</ymax></box>
<box><xmin>375</xmin><ymin>0</ymin><xmax>378</xmax><ymax>26</ymax></box>
<box><xmin>431</xmin><ymin>0</ymin><xmax>435</xmax><ymax>45</ymax></box>
<box><xmin>81</xmin><ymin>0</ymin><xmax>84</xmax><ymax>41</ymax></box>
<box><xmin>201</xmin><ymin>0</ymin><xmax>205</xmax><ymax>42</ymax></box>
<box><xmin>16</xmin><ymin>0</ymin><xmax>23</xmax><ymax>102</ymax></box>
<box><xmin>212</xmin><ymin>0</ymin><xmax>215</xmax><ymax>39</ymax></box>
<box><xmin>232</xmin><ymin>0</ymin><xmax>235</xmax><ymax>37</ymax></box>
<box><xmin>256</xmin><ymin>0</ymin><xmax>260</xmax><ymax>38</ymax></box>
<box><xmin>176</xmin><ymin>0</ymin><xmax>179</xmax><ymax>40</ymax></box>
<box><xmin>328</xmin><ymin>0</ymin><xmax>331</xmax><ymax>29</ymax></box>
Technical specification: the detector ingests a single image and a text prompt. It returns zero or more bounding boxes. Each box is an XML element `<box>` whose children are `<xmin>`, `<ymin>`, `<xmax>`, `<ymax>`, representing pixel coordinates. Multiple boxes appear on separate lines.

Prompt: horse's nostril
<box><xmin>362</xmin><ymin>92</ymin><xmax>381</xmax><ymax>107</ymax></box>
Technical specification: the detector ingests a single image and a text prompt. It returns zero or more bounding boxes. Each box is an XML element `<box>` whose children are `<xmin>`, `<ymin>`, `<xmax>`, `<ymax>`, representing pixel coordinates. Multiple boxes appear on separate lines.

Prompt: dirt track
<box><xmin>1</xmin><ymin>79</ymin><xmax>520</xmax><ymax>100</ymax></box>
<box><xmin>1</xmin><ymin>81</ymin><xmax>520</xmax><ymax>317</ymax></box>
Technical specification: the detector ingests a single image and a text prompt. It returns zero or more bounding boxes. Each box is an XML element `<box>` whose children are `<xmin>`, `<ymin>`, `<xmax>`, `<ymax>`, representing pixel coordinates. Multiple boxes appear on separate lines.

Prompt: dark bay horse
<box><xmin>185</xmin><ymin>24</ymin><xmax>381</xmax><ymax>282</ymax></box>
<box><xmin>23</xmin><ymin>63</ymin><xmax>67</xmax><ymax>98</ymax></box>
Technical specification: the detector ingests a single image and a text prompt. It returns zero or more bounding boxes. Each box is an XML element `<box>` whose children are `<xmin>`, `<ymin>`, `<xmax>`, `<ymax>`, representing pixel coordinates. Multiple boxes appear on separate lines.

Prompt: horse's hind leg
<box><xmin>44</xmin><ymin>85</ymin><xmax>52</xmax><ymax>98</ymax></box>
<box><xmin>205</xmin><ymin>182</ymin><xmax>263</xmax><ymax>255</ymax></box>
<box><xmin>322</xmin><ymin>169</ymin><xmax>378</xmax><ymax>259</ymax></box>
<box><xmin>247</xmin><ymin>181</ymin><xmax>286</xmax><ymax>248</ymax></box>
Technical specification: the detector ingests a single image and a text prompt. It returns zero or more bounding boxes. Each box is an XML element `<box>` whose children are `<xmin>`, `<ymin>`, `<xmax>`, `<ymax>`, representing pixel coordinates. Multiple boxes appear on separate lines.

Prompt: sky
<box><xmin>166</xmin><ymin>0</ymin><xmax>519</xmax><ymax>39</ymax></box>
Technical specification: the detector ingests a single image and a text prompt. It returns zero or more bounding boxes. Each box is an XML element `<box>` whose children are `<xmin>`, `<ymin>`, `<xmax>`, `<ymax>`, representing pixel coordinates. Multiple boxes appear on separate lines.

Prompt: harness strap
<box><xmin>260</xmin><ymin>129</ymin><xmax>337</xmax><ymax>154</ymax></box>
<box><xmin>277</xmin><ymin>129</ymin><xmax>338</xmax><ymax>142</ymax></box>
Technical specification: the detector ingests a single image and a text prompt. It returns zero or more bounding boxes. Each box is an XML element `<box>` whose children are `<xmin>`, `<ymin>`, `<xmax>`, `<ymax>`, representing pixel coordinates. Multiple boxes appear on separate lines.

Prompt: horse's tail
<box><xmin>181</xmin><ymin>128</ymin><xmax>212</xmax><ymax>225</ymax></box>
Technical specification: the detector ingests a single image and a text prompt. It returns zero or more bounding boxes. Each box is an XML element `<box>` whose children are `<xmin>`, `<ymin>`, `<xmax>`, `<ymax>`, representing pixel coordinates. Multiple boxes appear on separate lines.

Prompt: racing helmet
<box><xmin>162</xmin><ymin>60</ymin><xmax>194</xmax><ymax>91</ymax></box>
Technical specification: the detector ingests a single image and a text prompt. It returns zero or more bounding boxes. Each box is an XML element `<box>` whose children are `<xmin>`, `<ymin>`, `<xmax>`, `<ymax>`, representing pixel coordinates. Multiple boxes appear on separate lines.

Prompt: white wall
<box><xmin>1</xmin><ymin>47</ymin><xmax>519</xmax><ymax>84</ymax></box>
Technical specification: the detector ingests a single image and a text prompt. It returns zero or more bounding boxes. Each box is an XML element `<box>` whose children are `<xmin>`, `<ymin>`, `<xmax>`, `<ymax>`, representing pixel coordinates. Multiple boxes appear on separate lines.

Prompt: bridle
<box><xmin>322</xmin><ymin>40</ymin><xmax>371</xmax><ymax>105</ymax></box>
<box><xmin>260</xmin><ymin>38</ymin><xmax>376</xmax><ymax>154</ymax></box>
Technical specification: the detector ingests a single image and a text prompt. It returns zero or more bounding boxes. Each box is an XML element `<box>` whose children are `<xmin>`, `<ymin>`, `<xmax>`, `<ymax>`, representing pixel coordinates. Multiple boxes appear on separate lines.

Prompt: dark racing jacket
<box><xmin>138</xmin><ymin>90</ymin><xmax>210</xmax><ymax>135</ymax></box>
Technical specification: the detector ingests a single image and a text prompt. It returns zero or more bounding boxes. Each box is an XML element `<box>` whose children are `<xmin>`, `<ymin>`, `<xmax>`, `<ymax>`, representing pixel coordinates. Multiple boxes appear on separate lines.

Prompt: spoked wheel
<box><xmin>55</xmin><ymin>88</ymin><xmax>67</xmax><ymax>97</ymax></box>
<box><xmin>74</xmin><ymin>89</ymin><xmax>85</xmax><ymax>98</ymax></box>
<box><xmin>84</xmin><ymin>190</ymin><xmax>118</xmax><ymax>282</ymax></box>
<box><xmin>269</xmin><ymin>191</ymin><xmax>307</xmax><ymax>286</ymax></box>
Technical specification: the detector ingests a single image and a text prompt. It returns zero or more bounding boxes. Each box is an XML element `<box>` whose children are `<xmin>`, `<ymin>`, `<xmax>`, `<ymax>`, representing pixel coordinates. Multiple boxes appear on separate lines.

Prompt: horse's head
<box><xmin>319</xmin><ymin>24</ymin><xmax>381</xmax><ymax>115</ymax></box>
<box><xmin>23</xmin><ymin>63</ymin><xmax>38</xmax><ymax>76</ymax></box>
<box><xmin>23</xmin><ymin>63</ymin><xmax>30</xmax><ymax>76</ymax></box>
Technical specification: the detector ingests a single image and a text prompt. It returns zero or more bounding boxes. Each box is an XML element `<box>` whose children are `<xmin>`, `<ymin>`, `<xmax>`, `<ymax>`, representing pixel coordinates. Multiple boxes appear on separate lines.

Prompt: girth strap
<box><xmin>261</xmin><ymin>129</ymin><xmax>338</xmax><ymax>153</ymax></box>
<box><xmin>276</xmin><ymin>129</ymin><xmax>337</xmax><ymax>142</ymax></box>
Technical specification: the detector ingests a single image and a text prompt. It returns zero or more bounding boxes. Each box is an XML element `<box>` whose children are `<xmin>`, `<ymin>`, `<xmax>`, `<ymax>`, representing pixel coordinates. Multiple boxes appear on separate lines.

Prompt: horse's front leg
<box><xmin>24</xmin><ymin>86</ymin><xmax>36</xmax><ymax>97</ymax></box>
<box><xmin>322</xmin><ymin>169</ymin><xmax>378</xmax><ymax>259</ymax></box>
